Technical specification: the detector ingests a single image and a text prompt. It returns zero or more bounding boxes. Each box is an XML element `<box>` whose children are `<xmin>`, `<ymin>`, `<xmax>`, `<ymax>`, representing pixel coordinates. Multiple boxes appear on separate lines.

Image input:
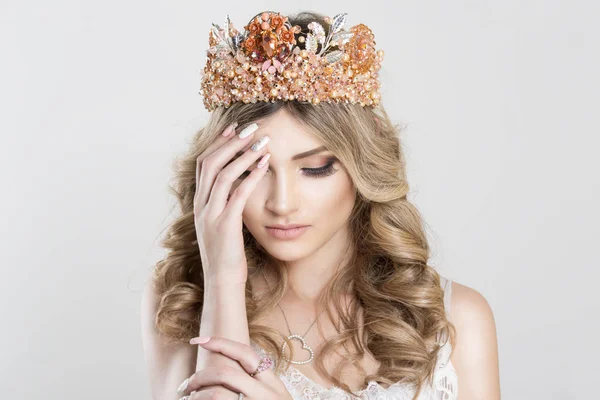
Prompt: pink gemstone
<box><xmin>262</xmin><ymin>59</ymin><xmax>272</xmax><ymax>71</ymax></box>
<box><xmin>259</xmin><ymin>357</ymin><xmax>273</xmax><ymax>371</ymax></box>
<box><xmin>278</xmin><ymin>46</ymin><xmax>291</xmax><ymax>61</ymax></box>
<box><xmin>251</xmin><ymin>51</ymin><xmax>265</xmax><ymax>62</ymax></box>
<box><xmin>268</xmin><ymin>66</ymin><xmax>276</xmax><ymax>74</ymax></box>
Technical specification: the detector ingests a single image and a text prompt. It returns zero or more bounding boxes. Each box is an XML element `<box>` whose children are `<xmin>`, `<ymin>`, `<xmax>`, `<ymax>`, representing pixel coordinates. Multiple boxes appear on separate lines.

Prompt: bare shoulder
<box><xmin>448</xmin><ymin>281</ymin><xmax>496</xmax><ymax>327</ymax></box>
<box><xmin>447</xmin><ymin>280</ymin><xmax>501</xmax><ymax>399</ymax></box>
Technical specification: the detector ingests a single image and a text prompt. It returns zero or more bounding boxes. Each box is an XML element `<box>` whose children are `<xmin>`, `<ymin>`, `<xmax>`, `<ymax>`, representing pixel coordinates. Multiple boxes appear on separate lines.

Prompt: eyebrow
<box><xmin>235</xmin><ymin>145</ymin><xmax>329</xmax><ymax>160</ymax></box>
<box><xmin>291</xmin><ymin>146</ymin><xmax>329</xmax><ymax>160</ymax></box>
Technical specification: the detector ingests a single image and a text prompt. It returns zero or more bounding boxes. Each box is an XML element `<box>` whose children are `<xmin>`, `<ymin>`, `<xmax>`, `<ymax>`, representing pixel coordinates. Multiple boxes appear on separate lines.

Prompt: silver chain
<box><xmin>277</xmin><ymin>302</ymin><xmax>322</xmax><ymax>337</ymax></box>
<box><xmin>262</xmin><ymin>270</ymin><xmax>326</xmax><ymax>364</ymax></box>
<box><xmin>262</xmin><ymin>270</ymin><xmax>326</xmax><ymax>337</ymax></box>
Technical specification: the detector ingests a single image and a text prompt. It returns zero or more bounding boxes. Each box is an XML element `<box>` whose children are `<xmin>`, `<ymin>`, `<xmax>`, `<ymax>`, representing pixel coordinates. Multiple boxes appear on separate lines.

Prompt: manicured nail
<box><xmin>257</xmin><ymin>153</ymin><xmax>271</xmax><ymax>168</ymax></box>
<box><xmin>176</xmin><ymin>377</ymin><xmax>189</xmax><ymax>394</ymax></box>
<box><xmin>190</xmin><ymin>336</ymin><xmax>211</xmax><ymax>344</ymax></box>
<box><xmin>251</xmin><ymin>136</ymin><xmax>270</xmax><ymax>151</ymax></box>
<box><xmin>238</xmin><ymin>123</ymin><xmax>258</xmax><ymax>139</ymax></box>
<box><xmin>222</xmin><ymin>122</ymin><xmax>238</xmax><ymax>137</ymax></box>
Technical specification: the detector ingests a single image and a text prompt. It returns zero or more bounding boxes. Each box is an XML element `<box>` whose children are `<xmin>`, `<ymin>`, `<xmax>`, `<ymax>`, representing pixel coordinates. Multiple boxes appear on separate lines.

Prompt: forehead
<box><xmin>240</xmin><ymin>109</ymin><xmax>329</xmax><ymax>159</ymax></box>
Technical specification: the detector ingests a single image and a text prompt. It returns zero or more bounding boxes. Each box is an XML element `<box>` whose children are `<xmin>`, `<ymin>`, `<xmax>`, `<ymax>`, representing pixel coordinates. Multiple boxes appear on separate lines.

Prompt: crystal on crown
<box><xmin>199</xmin><ymin>11</ymin><xmax>384</xmax><ymax>111</ymax></box>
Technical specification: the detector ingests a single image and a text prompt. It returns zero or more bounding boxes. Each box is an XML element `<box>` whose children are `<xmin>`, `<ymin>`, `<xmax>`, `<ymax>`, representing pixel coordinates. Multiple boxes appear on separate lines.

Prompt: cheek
<box><xmin>308</xmin><ymin>173</ymin><xmax>356</xmax><ymax>219</ymax></box>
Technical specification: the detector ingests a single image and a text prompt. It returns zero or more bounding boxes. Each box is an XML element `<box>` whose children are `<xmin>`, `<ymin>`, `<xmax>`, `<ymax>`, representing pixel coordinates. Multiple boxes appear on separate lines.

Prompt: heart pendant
<box><xmin>280</xmin><ymin>334</ymin><xmax>314</xmax><ymax>365</ymax></box>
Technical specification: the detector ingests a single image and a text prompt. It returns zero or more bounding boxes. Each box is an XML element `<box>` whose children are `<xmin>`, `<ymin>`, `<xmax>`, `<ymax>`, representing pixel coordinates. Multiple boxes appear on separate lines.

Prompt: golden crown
<box><xmin>199</xmin><ymin>11</ymin><xmax>385</xmax><ymax>111</ymax></box>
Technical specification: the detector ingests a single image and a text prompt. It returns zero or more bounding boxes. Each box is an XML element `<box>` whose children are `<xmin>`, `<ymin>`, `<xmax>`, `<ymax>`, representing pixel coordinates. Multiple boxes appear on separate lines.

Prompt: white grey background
<box><xmin>1</xmin><ymin>1</ymin><xmax>598</xmax><ymax>399</ymax></box>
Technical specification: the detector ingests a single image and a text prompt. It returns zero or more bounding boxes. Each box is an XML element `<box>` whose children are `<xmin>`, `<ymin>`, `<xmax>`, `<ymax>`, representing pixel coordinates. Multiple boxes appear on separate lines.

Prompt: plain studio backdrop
<box><xmin>1</xmin><ymin>1</ymin><xmax>598</xmax><ymax>399</ymax></box>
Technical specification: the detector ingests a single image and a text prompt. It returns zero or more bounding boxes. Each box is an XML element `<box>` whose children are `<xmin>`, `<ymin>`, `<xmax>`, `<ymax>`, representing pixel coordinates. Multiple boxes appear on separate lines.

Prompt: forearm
<box><xmin>195</xmin><ymin>281</ymin><xmax>249</xmax><ymax>371</ymax></box>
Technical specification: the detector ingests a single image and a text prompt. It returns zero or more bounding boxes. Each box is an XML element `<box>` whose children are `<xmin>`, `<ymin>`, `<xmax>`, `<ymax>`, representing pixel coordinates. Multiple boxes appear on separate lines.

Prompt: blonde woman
<box><xmin>141</xmin><ymin>10</ymin><xmax>500</xmax><ymax>400</ymax></box>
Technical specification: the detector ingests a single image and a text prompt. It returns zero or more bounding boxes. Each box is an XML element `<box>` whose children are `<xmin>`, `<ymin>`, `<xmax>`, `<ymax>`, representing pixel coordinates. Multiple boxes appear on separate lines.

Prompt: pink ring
<box><xmin>249</xmin><ymin>356</ymin><xmax>273</xmax><ymax>377</ymax></box>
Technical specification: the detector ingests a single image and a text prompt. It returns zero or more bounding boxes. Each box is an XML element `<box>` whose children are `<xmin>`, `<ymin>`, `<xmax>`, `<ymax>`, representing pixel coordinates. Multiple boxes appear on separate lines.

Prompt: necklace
<box><xmin>262</xmin><ymin>270</ymin><xmax>326</xmax><ymax>365</ymax></box>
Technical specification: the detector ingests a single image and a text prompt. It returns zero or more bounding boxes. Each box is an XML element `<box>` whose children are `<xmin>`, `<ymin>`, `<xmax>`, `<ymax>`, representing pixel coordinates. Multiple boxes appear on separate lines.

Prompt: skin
<box><xmin>231</xmin><ymin>108</ymin><xmax>358</xmax><ymax>306</ymax></box>
<box><xmin>142</xmin><ymin>107</ymin><xmax>501</xmax><ymax>400</ymax></box>
<box><xmin>234</xmin><ymin>108</ymin><xmax>378</xmax><ymax>392</ymax></box>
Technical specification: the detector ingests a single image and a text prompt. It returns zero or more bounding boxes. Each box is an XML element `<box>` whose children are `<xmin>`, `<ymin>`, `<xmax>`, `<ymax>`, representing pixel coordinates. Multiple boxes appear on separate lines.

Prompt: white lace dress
<box><xmin>250</xmin><ymin>276</ymin><xmax>458</xmax><ymax>400</ymax></box>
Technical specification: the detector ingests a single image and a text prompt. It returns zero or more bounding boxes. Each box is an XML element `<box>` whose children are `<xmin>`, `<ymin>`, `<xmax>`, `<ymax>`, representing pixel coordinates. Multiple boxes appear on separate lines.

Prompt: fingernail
<box><xmin>257</xmin><ymin>153</ymin><xmax>271</xmax><ymax>168</ymax></box>
<box><xmin>222</xmin><ymin>122</ymin><xmax>238</xmax><ymax>137</ymax></box>
<box><xmin>251</xmin><ymin>136</ymin><xmax>270</xmax><ymax>151</ymax></box>
<box><xmin>176</xmin><ymin>377</ymin><xmax>189</xmax><ymax>394</ymax></box>
<box><xmin>190</xmin><ymin>336</ymin><xmax>211</xmax><ymax>344</ymax></box>
<box><xmin>238</xmin><ymin>123</ymin><xmax>258</xmax><ymax>139</ymax></box>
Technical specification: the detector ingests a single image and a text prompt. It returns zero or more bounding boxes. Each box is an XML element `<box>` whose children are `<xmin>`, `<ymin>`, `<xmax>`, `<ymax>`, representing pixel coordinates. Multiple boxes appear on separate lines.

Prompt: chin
<box><xmin>262</xmin><ymin>243</ymin><xmax>308</xmax><ymax>262</ymax></box>
<box><xmin>256</xmin><ymin>238</ymin><xmax>313</xmax><ymax>262</ymax></box>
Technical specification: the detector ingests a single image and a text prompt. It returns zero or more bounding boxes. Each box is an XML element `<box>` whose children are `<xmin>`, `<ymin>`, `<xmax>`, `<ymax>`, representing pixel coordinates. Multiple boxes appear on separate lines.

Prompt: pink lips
<box><xmin>265</xmin><ymin>225</ymin><xmax>310</xmax><ymax>240</ymax></box>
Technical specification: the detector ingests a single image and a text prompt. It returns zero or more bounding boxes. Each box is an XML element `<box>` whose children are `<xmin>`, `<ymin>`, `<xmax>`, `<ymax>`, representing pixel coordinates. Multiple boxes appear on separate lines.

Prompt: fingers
<box><xmin>178</xmin><ymin>336</ymin><xmax>283</xmax><ymax>400</ymax></box>
<box><xmin>206</xmin><ymin>136</ymin><xmax>270</xmax><ymax>218</ymax></box>
<box><xmin>194</xmin><ymin>121</ymin><xmax>238</xmax><ymax>206</ymax></box>
<box><xmin>182</xmin><ymin>365</ymin><xmax>259</xmax><ymax>398</ymax></box>
<box><xmin>194</xmin><ymin>122</ymin><xmax>259</xmax><ymax>214</ymax></box>
<box><xmin>223</xmin><ymin>151</ymin><xmax>271</xmax><ymax>218</ymax></box>
<box><xmin>190</xmin><ymin>336</ymin><xmax>270</xmax><ymax>377</ymax></box>
<box><xmin>183</xmin><ymin>385</ymin><xmax>238</xmax><ymax>399</ymax></box>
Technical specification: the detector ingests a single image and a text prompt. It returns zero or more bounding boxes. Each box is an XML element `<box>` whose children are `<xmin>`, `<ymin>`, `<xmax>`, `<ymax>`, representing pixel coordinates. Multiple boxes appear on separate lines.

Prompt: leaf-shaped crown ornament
<box><xmin>199</xmin><ymin>11</ymin><xmax>384</xmax><ymax>111</ymax></box>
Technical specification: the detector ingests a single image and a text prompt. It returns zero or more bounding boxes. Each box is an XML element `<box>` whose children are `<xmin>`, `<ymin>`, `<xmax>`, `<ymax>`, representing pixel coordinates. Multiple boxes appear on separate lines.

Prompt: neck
<box><xmin>263</xmin><ymin>226</ymin><xmax>354</xmax><ymax>307</ymax></box>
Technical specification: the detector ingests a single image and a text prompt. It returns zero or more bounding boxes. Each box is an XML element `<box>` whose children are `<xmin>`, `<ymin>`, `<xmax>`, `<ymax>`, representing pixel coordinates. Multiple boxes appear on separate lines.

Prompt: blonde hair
<box><xmin>152</xmin><ymin>11</ymin><xmax>456</xmax><ymax>399</ymax></box>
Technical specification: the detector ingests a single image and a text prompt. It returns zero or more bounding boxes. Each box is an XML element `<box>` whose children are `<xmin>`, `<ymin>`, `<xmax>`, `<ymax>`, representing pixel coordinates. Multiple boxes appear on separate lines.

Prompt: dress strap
<box><xmin>434</xmin><ymin>276</ymin><xmax>458</xmax><ymax>398</ymax></box>
<box><xmin>441</xmin><ymin>276</ymin><xmax>453</xmax><ymax>319</ymax></box>
<box><xmin>436</xmin><ymin>275</ymin><xmax>454</xmax><ymax>345</ymax></box>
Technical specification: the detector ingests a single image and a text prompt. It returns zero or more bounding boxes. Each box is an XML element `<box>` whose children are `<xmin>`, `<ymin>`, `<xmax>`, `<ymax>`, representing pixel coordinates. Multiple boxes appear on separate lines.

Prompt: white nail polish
<box><xmin>257</xmin><ymin>153</ymin><xmax>271</xmax><ymax>168</ymax></box>
<box><xmin>251</xmin><ymin>136</ymin><xmax>270</xmax><ymax>151</ymax></box>
<box><xmin>177</xmin><ymin>378</ymin><xmax>189</xmax><ymax>394</ymax></box>
<box><xmin>238</xmin><ymin>123</ymin><xmax>258</xmax><ymax>139</ymax></box>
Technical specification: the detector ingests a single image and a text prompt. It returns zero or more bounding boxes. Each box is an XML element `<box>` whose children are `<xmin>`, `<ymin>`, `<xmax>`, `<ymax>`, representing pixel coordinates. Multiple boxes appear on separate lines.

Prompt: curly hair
<box><xmin>151</xmin><ymin>11</ymin><xmax>456</xmax><ymax>400</ymax></box>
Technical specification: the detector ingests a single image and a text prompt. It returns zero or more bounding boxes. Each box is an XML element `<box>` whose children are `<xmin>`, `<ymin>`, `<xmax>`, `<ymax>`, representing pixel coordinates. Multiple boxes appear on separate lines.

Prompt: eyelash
<box><xmin>302</xmin><ymin>161</ymin><xmax>337</xmax><ymax>177</ymax></box>
<box><xmin>239</xmin><ymin>160</ymin><xmax>337</xmax><ymax>179</ymax></box>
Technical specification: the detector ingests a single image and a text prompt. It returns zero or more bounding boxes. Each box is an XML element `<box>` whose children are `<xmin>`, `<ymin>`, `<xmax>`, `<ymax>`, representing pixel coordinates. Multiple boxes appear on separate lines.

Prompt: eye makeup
<box><xmin>301</xmin><ymin>159</ymin><xmax>337</xmax><ymax>177</ymax></box>
<box><xmin>237</xmin><ymin>156</ymin><xmax>338</xmax><ymax>180</ymax></box>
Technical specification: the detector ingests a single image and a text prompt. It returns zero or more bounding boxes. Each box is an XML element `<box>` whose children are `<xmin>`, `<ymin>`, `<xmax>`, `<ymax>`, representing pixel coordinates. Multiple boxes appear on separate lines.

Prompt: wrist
<box><xmin>200</xmin><ymin>276</ymin><xmax>250</xmax><ymax>344</ymax></box>
<box><xmin>205</xmin><ymin>276</ymin><xmax>247</xmax><ymax>291</ymax></box>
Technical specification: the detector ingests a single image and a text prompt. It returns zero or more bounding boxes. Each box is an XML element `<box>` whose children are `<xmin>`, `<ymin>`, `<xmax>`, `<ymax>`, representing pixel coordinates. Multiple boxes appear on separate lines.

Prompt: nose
<box><xmin>264</xmin><ymin>168</ymin><xmax>300</xmax><ymax>216</ymax></box>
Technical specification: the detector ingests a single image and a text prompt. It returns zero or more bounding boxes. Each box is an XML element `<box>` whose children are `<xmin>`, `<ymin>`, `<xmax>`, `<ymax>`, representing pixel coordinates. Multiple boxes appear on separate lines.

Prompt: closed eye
<box><xmin>238</xmin><ymin>159</ymin><xmax>338</xmax><ymax>180</ymax></box>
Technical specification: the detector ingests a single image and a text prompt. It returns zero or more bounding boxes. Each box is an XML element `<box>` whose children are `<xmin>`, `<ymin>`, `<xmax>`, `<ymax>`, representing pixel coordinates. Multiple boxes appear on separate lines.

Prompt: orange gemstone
<box><xmin>261</xmin><ymin>31</ymin><xmax>278</xmax><ymax>57</ymax></box>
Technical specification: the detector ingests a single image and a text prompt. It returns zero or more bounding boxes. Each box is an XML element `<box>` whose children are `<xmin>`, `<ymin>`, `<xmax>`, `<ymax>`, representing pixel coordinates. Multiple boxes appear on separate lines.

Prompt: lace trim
<box><xmin>251</xmin><ymin>340</ymin><xmax>458</xmax><ymax>400</ymax></box>
<box><xmin>432</xmin><ymin>339</ymin><xmax>458</xmax><ymax>400</ymax></box>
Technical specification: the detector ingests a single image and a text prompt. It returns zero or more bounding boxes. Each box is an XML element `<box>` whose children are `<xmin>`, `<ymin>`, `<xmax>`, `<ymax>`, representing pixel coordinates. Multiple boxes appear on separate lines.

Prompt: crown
<box><xmin>199</xmin><ymin>11</ymin><xmax>384</xmax><ymax>111</ymax></box>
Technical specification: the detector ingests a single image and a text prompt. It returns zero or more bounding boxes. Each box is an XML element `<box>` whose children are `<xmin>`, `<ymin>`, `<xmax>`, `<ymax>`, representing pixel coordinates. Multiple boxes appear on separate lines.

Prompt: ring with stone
<box><xmin>249</xmin><ymin>355</ymin><xmax>273</xmax><ymax>377</ymax></box>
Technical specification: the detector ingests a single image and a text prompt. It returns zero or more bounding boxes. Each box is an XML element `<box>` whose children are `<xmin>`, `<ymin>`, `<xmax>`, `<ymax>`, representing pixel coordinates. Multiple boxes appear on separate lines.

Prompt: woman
<box><xmin>141</xmin><ymin>10</ymin><xmax>501</xmax><ymax>400</ymax></box>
